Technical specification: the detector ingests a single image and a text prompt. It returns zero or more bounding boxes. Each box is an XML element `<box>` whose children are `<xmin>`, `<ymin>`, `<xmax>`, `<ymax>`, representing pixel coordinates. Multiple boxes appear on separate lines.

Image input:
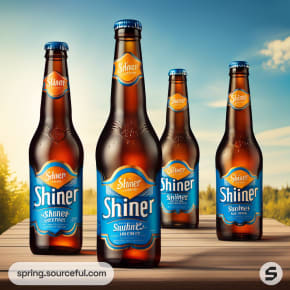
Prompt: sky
<box><xmin>0</xmin><ymin>0</ymin><xmax>290</xmax><ymax>190</ymax></box>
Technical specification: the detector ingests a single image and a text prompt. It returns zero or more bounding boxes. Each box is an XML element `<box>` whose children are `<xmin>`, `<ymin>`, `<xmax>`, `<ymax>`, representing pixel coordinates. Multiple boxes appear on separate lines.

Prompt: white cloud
<box><xmin>260</xmin><ymin>36</ymin><xmax>290</xmax><ymax>71</ymax></box>
<box><xmin>198</xmin><ymin>81</ymin><xmax>227</xmax><ymax>108</ymax></box>
<box><xmin>207</xmin><ymin>99</ymin><xmax>226</xmax><ymax>108</ymax></box>
<box><xmin>257</xmin><ymin>126</ymin><xmax>290</xmax><ymax>146</ymax></box>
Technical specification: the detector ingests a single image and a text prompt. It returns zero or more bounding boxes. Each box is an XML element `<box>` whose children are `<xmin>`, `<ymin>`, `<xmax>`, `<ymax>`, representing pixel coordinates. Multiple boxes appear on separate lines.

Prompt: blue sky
<box><xmin>0</xmin><ymin>0</ymin><xmax>290</xmax><ymax>189</ymax></box>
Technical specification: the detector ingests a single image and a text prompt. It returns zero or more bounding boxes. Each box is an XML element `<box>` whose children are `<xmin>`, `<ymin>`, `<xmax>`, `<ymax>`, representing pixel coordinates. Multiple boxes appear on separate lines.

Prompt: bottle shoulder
<box><xmin>96</xmin><ymin>117</ymin><xmax>161</xmax><ymax>177</ymax></box>
<box><xmin>216</xmin><ymin>132</ymin><xmax>262</xmax><ymax>154</ymax></box>
<box><xmin>29</xmin><ymin>126</ymin><xmax>83</xmax><ymax>170</ymax></box>
<box><xmin>160</xmin><ymin>131</ymin><xmax>199</xmax><ymax>166</ymax></box>
<box><xmin>161</xmin><ymin>130</ymin><xmax>199</xmax><ymax>150</ymax></box>
<box><xmin>216</xmin><ymin>134</ymin><xmax>262</xmax><ymax>174</ymax></box>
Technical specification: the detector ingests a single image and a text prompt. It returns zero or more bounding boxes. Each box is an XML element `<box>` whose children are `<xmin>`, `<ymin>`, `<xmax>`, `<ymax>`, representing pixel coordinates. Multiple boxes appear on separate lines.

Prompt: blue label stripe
<box><xmin>31</xmin><ymin>221</ymin><xmax>80</xmax><ymax>237</ymax></box>
<box><xmin>36</xmin><ymin>161</ymin><xmax>78</xmax><ymax>177</ymax></box>
<box><xmin>161</xmin><ymin>202</ymin><xmax>196</xmax><ymax>214</ymax></box>
<box><xmin>223</xmin><ymin>166</ymin><xmax>256</xmax><ymax>180</ymax></box>
<box><xmin>43</xmin><ymin>88</ymin><xmax>69</xmax><ymax>100</ymax></box>
<box><xmin>228</xmin><ymin>102</ymin><xmax>249</xmax><ymax>111</ymax></box>
<box><xmin>100</xmin><ymin>233</ymin><xmax>160</xmax><ymax>251</ymax></box>
<box><xmin>162</xmin><ymin>160</ymin><xmax>193</xmax><ymax>173</ymax></box>
<box><xmin>113</xmin><ymin>73</ymin><xmax>143</xmax><ymax>86</ymax></box>
<box><xmin>103</xmin><ymin>166</ymin><xmax>155</xmax><ymax>185</ymax></box>
<box><xmin>218</xmin><ymin>212</ymin><xmax>261</xmax><ymax>225</ymax></box>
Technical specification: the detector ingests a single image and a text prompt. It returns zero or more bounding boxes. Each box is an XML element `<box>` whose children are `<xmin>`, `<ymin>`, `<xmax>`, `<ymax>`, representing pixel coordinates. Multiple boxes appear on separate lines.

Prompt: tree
<box><xmin>0</xmin><ymin>145</ymin><xmax>29</xmax><ymax>234</ymax></box>
<box><xmin>0</xmin><ymin>144</ymin><xmax>12</xmax><ymax>233</ymax></box>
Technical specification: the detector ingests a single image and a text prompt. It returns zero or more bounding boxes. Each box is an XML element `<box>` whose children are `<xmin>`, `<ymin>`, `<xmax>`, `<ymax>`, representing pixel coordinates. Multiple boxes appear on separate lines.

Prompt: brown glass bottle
<box><xmin>96</xmin><ymin>20</ymin><xmax>161</xmax><ymax>267</ymax></box>
<box><xmin>29</xmin><ymin>42</ymin><xmax>83</xmax><ymax>254</ymax></box>
<box><xmin>216</xmin><ymin>61</ymin><xmax>262</xmax><ymax>241</ymax></box>
<box><xmin>160</xmin><ymin>69</ymin><xmax>199</xmax><ymax>228</ymax></box>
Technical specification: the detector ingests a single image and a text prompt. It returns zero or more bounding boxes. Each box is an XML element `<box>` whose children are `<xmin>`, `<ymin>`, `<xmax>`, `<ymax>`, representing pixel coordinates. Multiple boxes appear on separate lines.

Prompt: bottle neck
<box><xmin>165</xmin><ymin>75</ymin><xmax>190</xmax><ymax>134</ymax></box>
<box><xmin>40</xmin><ymin>50</ymin><xmax>72</xmax><ymax>129</ymax></box>
<box><xmin>110</xmin><ymin>28</ymin><xmax>146</xmax><ymax>121</ymax></box>
<box><xmin>225</xmin><ymin>70</ymin><xmax>253</xmax><ymax>139</ymax></box>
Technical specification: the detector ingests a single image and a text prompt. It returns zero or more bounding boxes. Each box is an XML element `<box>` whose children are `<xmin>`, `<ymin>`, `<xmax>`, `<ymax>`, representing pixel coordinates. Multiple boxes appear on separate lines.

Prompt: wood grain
<box><xmin>0</xmin><ymin>215</ymin><xmax>289</xmax><ymax>289</ymax></box>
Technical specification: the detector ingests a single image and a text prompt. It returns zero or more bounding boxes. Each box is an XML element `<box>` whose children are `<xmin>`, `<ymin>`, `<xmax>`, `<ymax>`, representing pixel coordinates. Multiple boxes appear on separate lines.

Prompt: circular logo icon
<box><xmin>259</xmin><ymin>262</ymin><xmax>283</xmax><ymax>286</ymax></box>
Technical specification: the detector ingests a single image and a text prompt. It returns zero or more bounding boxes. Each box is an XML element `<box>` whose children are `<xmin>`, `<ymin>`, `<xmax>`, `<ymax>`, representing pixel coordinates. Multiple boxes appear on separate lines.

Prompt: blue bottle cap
<box><xmin>168</xmin><ymin>69</ymin><xmax>187</xmax><ymax>76</ymax></box>
<box><xmin>114</xmin><ymin>19</ymin><xmax>142</xmax><ymax>30</ymax></box>
<box><xmin>44</xmin><ymin>41</ymin><xmax>69</xmax><ymax>51</ymax></box>
<box><xmin>229</xmin><ymin>61</ymin><xmax>249</xmax><ymax>68</ymax></box>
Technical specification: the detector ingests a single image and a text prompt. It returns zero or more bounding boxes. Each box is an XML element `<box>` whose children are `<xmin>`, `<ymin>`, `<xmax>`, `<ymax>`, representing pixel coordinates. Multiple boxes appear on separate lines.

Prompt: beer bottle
<box><xmin>96</xmin><ymin>19</ymin><xmax>161</xmax><ymax>267</ymax></box>
<box><xmin>216</xmin><ymin>61</ymin><xmax>263</xmax><ymax>240</ymax></box>
<box><xmin>29</xmin><ymin>42</ymin><xmax>83</xmax><ymax>254</ymax></box>
<box><xmin>160</xmin><ymin>69</ymin><xmax>199</xmax><ymax>228</ymax></box>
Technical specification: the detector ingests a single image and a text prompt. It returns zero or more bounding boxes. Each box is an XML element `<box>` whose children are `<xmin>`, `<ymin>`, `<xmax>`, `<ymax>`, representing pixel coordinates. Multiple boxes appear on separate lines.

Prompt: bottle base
<box><xmin>30</xmin><ymin>246</ymin><xmax>81</xmax><ymax>255</ymax></box>
<box><xmin>162</xmin><ymin>223</ymin><xmax>198</xmax><ymax>229</ymax></box>
<box><xmin>216</xmin><ymin>216</ymin><xmax>262</xmax><ymax>241</ymax></box>
<box><xmin>97</xmin><ymin>236</ymin><xmax>160</xmax><ymax>268</ymax></box>
<box><xmin>217</xmin><ymin>233</ymin><xmax>262</xmax><ymax>241</ymax></box>
<box><xmin>98</xmin><ymin>257</ymin><xmax>160</xmax><ymax>268</ymax></box>
<box><xmin>30</xmin><ymin>226</ymin><xmax>82</xmax><ymax>255</ymax></box>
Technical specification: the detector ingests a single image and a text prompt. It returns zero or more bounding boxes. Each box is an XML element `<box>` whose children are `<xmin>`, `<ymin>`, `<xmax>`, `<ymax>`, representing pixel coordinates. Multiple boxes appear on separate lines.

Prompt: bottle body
<box><xmin>29</xmin><ymin>43</ymin><xmax>83</xmax><ymax>254</ymax></box>
<box><xmin>216</xmin><ymin>62</ymin><xmax>263</xmax><ymax>241</ymax></box>
<box><xmin>160</xmin><ymin>70</ymin><xmax>199</xmax><ymax>228</ymax></box>
<box><xmin>96</xmin><ymin>20</ymin><xmax>161</xmax><ymax>267</ymax></box>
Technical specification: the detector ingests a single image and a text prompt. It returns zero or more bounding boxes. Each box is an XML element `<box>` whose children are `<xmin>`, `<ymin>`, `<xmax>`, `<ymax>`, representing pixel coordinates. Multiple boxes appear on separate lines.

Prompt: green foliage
<box><xmin>83</xmin><ymin>188</ymin><xmax>97</xmax><ymax>215</ymax></box>
<box><xmin>199</xmin><ymin>185</ymin><xmax>216</xmax><ymax>214</ymax></box>
<box><xmin>263</xmin><ymin>185</ymin><xmax>290</xmax><ymax>226</ymax></box>
<box><xmin>0</xmin><ymin>145</ymin><xmax>29</xmax><ymax>234</ymax></box>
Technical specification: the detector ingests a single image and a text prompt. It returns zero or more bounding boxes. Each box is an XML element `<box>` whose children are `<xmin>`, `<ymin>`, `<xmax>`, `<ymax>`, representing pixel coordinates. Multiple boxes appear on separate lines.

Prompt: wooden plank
<box><xmin>0</xmin><ymin>215</ymin><xmax>289</xmax><ymax>289</ymax></box>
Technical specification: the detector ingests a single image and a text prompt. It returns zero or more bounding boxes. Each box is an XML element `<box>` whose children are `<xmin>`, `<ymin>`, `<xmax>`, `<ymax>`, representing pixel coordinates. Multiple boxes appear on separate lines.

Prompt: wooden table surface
<box><xmin>0</xmin><ymin>215</ymin><xmax>289</xmax><ymax>289</ymax></box>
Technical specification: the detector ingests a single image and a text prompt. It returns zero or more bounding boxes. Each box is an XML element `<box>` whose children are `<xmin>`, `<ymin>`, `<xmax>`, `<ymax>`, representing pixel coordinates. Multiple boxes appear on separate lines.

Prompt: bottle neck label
<box><xmin>97</xmin><ymin>166</ymin><xmax>160</xmax><ymax>250</ymax></box>
<box><xmin>216</xmin><ymin>167</ymin><xmax>262</xmax><ymax>225</ymax></box>
<box><xmin>161</xmin><ymin>160</ymin><xmax>198</xmax><ymax>213</ymax></box>
<box><xmin>113</xmin><ymin>52</ymin><xmax>143</xmax><ymax>86</ymax></box>
<box><xmin>228</xmin><ymin>89</ymin><xmax>250</xmax><ymax>110</ymax></box>
<box><xmin>30</xmin><ymin>161</ymin><xmax>82</xmax><ymax>236</ymax></box>
<box><xmin>43</xmin><ymin>71</ymin><xmax>69</xmax><ymax>99</ymax></box>
<box><xmin>168</xmin><ymin>93</ymin><xmax>188</xmax><ymax>112</ymax></box>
